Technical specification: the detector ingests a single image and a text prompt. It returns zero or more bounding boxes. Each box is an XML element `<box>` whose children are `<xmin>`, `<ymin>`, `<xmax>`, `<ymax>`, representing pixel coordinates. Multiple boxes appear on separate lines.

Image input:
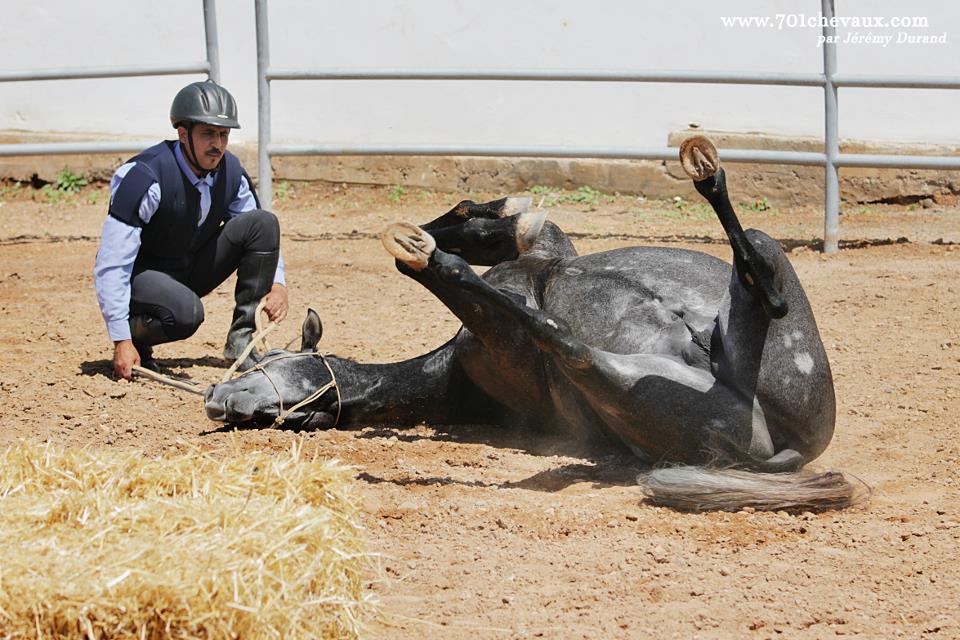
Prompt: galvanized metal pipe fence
<box><xmin>0</xmin><ymin>0</ymin><xmax>220</xmax><ymax>159</ymax></box>
<box><xmin>2</xmin><ymin>2</ymin><xmax>957</xmax><ymax>254</ymax></box>
<box><xmin>256</xmin><ymin>0</ymin><xmax>960</xmax><ymax>253</ymax></box>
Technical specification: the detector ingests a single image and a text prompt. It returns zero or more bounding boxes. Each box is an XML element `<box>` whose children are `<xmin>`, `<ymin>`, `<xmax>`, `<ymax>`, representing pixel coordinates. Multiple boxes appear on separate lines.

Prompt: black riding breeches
<box><xmin>129</xmin><ymin>210</ymin><xmax>280</xmax><ymax>343</ymax></box>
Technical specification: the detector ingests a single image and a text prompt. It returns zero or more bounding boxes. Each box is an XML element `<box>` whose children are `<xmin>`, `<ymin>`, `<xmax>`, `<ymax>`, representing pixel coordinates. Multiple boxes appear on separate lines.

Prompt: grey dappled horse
<box><xmin>205</xmin><ymin>137</ymin><xmax>862</xmax><ymax>512</ymax></box>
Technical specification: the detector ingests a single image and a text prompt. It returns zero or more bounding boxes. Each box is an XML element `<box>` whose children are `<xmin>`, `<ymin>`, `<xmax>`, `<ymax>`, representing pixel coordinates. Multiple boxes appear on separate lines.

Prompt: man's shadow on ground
<box><xmin>79</xmin><ymin>356</ymin><xmax>228</xmax><ymax>383</ymax></box>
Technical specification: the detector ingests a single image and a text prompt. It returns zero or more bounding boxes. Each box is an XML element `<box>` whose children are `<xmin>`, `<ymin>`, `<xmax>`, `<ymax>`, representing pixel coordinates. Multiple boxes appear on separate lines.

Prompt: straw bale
<box><xmin>0</xmin><ymin>440</ymin><xmax>376</xmax><ymax>639</ymax></box>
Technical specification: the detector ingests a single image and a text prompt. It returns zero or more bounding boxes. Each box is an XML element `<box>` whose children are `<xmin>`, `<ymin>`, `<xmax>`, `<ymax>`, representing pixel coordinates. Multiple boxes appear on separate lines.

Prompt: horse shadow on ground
<box><xmin>357</xmin><ymin>424</ymin><xmax>647</xmax><ymax>492</ymax></box>
<box><xmin>202</xmin><ymin>420</ymin><xmax>647</xmax><ymax>492</ymax></box>
<box><xmin>355</xmin><ymin>458</ymin><xmax>645</xmax><ymax>493</ymax></box>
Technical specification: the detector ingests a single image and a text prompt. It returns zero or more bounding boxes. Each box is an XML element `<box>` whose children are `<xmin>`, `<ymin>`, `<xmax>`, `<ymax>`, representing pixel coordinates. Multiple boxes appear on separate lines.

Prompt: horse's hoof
<box><xmin>516</xmin><ymin>211</ymin><xmax>547</xmax><ymax>252</ymax></box>
<box><xmin>501</xmin><ymin>196</ymin><xmax>533</xmax><ymax>217</ymax></box>
<box><xmin>381</xmin><ymin>222</ymin><xmax>437</xmax><ymax>270</ymax></box>
<box><xmin>679</xmin><ymin>136</ymin><xmax>720</xmax><ymax>181</ymax></box>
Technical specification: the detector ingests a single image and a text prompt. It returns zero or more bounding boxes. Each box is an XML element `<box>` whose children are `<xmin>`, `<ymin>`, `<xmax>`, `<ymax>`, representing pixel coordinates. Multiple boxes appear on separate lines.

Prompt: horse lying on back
<box><xmin>204</xmin><ymin>136</ymin><xmax>865</xmax><ymax>512</ymax></box>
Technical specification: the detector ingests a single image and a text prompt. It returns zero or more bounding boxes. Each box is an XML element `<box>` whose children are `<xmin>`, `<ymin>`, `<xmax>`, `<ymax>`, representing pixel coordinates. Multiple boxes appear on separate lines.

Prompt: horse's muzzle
<box><xmin>204</xmin><ymin>385</ymin><xmax>227</xmax><ymax>421</ymax></box>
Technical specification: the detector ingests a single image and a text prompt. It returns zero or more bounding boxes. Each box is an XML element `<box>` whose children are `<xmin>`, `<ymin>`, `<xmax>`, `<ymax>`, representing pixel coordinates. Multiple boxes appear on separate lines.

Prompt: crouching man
<box><xmin>94</xmin><ymin>79</ymin><xmax>288</xmax><ymax>378</ymax></box>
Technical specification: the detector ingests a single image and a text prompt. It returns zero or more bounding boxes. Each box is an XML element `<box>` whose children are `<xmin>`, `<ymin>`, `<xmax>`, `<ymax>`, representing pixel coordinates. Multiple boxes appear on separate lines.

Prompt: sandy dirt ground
<box><xmin>1</xmin><ymin>179</ymin><xmax>959</xmax><ymax>639</ymax></box>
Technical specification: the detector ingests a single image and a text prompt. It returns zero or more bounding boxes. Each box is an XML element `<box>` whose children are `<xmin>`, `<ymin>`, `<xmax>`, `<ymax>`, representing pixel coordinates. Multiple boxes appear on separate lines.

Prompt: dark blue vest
<box><xmin>108</xmin><ymin>141</ymin><xmax>257</xmax><ymax>272</ymax></box>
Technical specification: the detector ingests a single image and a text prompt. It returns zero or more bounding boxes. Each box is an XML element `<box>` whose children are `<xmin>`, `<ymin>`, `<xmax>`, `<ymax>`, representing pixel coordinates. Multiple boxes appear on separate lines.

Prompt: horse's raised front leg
<box><xmin>381</xmin><ymin>220</ymin><xmax>583</xmax><ymax>424</ymax></box>
<box><xmin>420</xmin><ymin>196</ymin><xmax>532</xmax><ymax>231</ymax></box>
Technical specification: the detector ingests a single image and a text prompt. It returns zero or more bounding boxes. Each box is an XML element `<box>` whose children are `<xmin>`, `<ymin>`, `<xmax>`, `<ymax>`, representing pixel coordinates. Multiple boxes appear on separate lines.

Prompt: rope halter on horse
<box><xmin>228</xmin><ymin>350</ymin><xmax>342</xmax><ymax>428</ymax></box>
<box><xmin>219</xmin><ymin>300</ymin><xmax>341</xmax><ymax>428</ymax></box>
<box><xmin>134</xmin><ymin>300</ymin><xmax>341</xmax><ymax>428</ymax></box>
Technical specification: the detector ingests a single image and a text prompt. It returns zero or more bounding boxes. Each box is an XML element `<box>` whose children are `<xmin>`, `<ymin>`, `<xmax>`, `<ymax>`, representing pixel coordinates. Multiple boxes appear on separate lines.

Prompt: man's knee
<box><xmin>163</xmin><ymin>296</ymin><xmax>205</xmax><ymax>341</ymax></box>
<box><xmin>225</xmin><ymin>209</ymin><xmax>280</xmax><ymax>251</ymax></box>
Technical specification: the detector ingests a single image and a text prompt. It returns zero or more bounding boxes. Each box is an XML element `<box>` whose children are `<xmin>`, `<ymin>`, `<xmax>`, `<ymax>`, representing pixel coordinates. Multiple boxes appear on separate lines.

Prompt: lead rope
<box><xmin>220</xmin><ymin>299</ymin><xmax>278</xmax><ymax>383</ymax></box>
<box><xmin>133</xmin><ymin>299</ymin><xmax>277</xmax><ymax>392</ymax></box>
<box><xmin>131</xmin><ymin>365</ymin><xmax>205</xmax><ymax>396</ymax></box>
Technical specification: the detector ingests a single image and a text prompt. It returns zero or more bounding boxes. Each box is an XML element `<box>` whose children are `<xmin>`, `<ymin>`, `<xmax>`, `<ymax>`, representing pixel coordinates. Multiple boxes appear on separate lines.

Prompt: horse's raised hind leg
<box><xmin>680</xmin><ymin>136</ymin><xmax>836</xmax><ymax>464</ymax></box>
<box><xmin>680</xmin><ymin>136</ymin><xmax>788</xmax><ymax>319</ymax></box>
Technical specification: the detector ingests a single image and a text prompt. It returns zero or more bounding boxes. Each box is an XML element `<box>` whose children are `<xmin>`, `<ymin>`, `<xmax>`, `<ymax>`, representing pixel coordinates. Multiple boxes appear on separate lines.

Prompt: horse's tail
<box><xmin>638</xmin><ymin>466</ymin><xmax>869</xmax><ymax>513</ymax></box>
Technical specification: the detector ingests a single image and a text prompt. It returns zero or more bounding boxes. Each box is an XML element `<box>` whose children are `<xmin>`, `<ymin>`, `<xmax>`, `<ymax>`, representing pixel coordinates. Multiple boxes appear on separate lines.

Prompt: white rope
<box><xmin>220</xmin><ymin>299</ymin><xmax>278</xmax><ymax>383</ymax></box>
<box><xmin>131</xmin><ymin>365</ymin><xmax>205</xmax><ymax>396</ymax></box>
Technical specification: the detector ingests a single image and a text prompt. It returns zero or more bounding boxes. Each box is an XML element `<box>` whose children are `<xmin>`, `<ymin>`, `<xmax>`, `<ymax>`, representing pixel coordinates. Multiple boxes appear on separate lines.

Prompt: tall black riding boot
<box><xmin>130</xmin><ymin>314</ymin><xmax>169</xmax><ymax>373</ymax></box>
<box><xmin>223</xmin><ymin>249</ymin><xmax>279</xmax><ymax>370</ymax></box>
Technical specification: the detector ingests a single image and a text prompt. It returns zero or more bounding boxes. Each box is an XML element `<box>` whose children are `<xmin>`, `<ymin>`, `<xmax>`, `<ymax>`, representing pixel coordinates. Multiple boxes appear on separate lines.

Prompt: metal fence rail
<box><xmin>255</xmin><ymin>0</ymin><xmax>960</xmax><ymax>253</ymax></box>
<box><xmin>0</xmin><ymin>0</ymin><xmax>220</xmax><ymax>159</ymax></box>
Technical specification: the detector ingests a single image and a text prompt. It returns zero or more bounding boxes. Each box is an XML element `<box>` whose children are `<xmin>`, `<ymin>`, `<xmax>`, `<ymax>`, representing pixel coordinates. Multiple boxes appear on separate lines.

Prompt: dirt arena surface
<box><xmin>1</xmin><ymin>180</ymin><xmax>959</xmax><ymax>638</ymax></box>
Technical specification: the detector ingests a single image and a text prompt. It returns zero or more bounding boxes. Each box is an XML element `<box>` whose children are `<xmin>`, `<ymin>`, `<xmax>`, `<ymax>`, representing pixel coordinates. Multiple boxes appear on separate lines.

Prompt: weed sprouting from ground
<box><xmin>34</xmin><ymin>168</ymin><xmax>89</xmax><ymax>204</ymax></box>
<box><xmin>275</xmin><ymin>180</ymin><xmax>294</xmax><ymax>202</ymax></box>
<box><xmin>55</xmin><ymin>167</ymin><xmax>87</xmax><ymax>193</ymax></box>
<box><xmin>739</xmin><ymin>197</ymin><xmax>775</xmax><ymax>214</ymax></box>
<box><xmin>529</xmin><ymin>185</ymin><xmax>614</xmax><ymax>210</ymax></box>
<box><xmin>671</xmin><ymin>196</ymin><xmax>718</xmax><ymax>221</ymax></box>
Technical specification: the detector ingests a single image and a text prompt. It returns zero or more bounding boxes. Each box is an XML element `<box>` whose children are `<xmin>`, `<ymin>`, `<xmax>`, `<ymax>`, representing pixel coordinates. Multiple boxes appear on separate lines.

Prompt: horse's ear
<box><xmin>301</xmin><ymin>308</ymin><xmax>323</xmax><ymax>352</ymax></box>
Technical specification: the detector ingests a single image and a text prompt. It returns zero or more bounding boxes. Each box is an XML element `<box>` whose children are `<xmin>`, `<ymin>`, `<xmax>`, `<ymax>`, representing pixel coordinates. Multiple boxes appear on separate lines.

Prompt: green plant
<box><xmin>845</xmin><ymin>205</ymin><xmax>870</xmax><ymax>216</ymax></box>
<box><xmin>669</xmin><ymin>196</ymin><xmax>714</xmax><ymax>219</ymax></box>
<box><xmin>687</xmin><ymin>203</ymin><xmax>715</xmax><ymax>220</ymax></box>
<box><xmin>388</xmin><ymin>184</ymin><xmax>406</xmax><ymax>202</ymax></box>
<box><xmin>0</xmin><ymin>181</ymin><xmax>23</xmax><ymax>200</ymax></box>
<box><xmin>41</xmin><ymin>184</ymin><xmax>67</xmax><ymax>204</ymax></box>
<box><xmin>417</xmin><ymin>189</ymin><xmax>435</xmax><ymax>201</ymax></box>
<box><xmin>86</xmin><ymin>190</ymin><xmax>102</xmax><ymax>205</ymax></box>
<box><xmin>55</xmin><ymin>167</ymin><xmax>87</xmax><ymax>193</ymax></box>
<box><xmin>275</xmin><ymin>180</ymin><xmax>293</xmax><ymax>201</ymax></box>
<box><xmin>565</xmin><ymin>185</ymin><xmax>602</xmax><ymax>207</ymax></box>
<box><xmin>529</xmin><ymin>185</ymin><xmax>557</xmax><ymax>207</ymax></box>
<box><xmin>740</xmin><ymin>197</ymin><xmax>772</xmax><ymax>213</ymax></box>
<box><xmin>529</xmin><ymin>184</ymin><xmax>608</xmax><ymax>209</ymax></box>
<box><xmin>657</xmin><ymin>209</ymin><xmax>683</xmax><ymax>220</ymax></box>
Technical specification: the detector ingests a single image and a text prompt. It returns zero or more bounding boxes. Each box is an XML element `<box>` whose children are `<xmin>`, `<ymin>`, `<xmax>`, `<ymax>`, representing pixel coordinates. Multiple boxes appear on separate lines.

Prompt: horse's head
<box><xmin>204</xmin><ymin>309</ymin><xmax>340</xmax><ymax>428</ymax></box>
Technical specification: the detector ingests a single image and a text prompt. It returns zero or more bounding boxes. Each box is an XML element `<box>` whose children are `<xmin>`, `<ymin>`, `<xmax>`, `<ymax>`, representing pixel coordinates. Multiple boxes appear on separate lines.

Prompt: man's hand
<box><xmin>261</xmin><ymin>283</ymin><xmax>289</xmax><ymax>323</ymax></box>
<box><xmin>113</xmin><ymin>339</ymin><xmax>141</xmax><ymax>380</ymax></box>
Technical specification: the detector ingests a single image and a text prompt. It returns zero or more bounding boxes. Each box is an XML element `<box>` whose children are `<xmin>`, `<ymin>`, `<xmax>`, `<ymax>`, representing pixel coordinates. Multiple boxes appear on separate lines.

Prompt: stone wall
<box><xmin>3</xmin><ymin>130</ymin><xmax>958</xmax><ymax>207</ymax></box>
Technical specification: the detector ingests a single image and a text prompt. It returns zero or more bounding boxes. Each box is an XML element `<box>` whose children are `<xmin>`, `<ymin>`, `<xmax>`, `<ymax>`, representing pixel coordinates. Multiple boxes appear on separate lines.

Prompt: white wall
<box><xmin>2</xmin><ymin>0</ymin><xmax>958</xmax><ymax>148</ymax></box>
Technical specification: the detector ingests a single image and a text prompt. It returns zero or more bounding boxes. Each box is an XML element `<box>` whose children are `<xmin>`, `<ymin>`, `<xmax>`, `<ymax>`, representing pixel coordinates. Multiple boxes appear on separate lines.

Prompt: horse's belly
<box><xmin>549</xmin><ymin>287</ymin><xmax>699</xmax><ymax>355</ymax></box>
<box><xmin>542</xmin><ymin>249</ymin><xmax>728</xmax><ymax>355</ymax></box>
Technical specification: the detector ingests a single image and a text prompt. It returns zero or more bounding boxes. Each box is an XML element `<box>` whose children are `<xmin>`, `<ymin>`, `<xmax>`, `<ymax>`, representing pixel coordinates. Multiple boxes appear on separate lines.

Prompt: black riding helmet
<box><xmin>170</xmin><ymin>79</ymin><xmax>240</xmax><ymax>129</ymax></box>
<box><xmin>170</xmin><ymin>80</ymin><xmax>240</xmax><ymax>174</ymax></box>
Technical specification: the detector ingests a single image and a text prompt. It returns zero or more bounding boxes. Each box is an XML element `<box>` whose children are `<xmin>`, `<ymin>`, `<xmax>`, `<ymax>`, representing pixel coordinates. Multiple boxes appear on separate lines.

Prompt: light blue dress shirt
<box><xmin>93</xmin><ymin>142</ymin><xmax>285</xmax><ymax>342</ymax></box>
